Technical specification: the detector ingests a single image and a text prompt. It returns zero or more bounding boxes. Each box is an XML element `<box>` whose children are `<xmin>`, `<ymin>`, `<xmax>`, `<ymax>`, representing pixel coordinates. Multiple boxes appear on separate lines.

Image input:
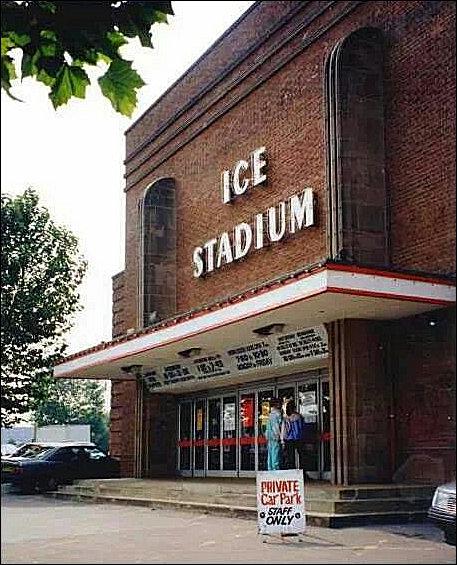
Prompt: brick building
<box><xmin>56</xmin><ymin>1</ymin><xmax>455</xmax><ymax>488</ymax></box>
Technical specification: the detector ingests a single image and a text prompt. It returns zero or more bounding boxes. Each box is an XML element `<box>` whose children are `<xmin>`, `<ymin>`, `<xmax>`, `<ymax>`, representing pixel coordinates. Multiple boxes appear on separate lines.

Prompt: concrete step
<box><xmin>55</xmin><ymin>484</ymin><xmax>431</xmax><ymax>514</ymax></box>
<box><xmin>48</xmin><ymin>478</ymin><xmax>435</xmax><ymax>528</ymax></box>
<box><xmin>47</xmin><ymin>488</ymin><xmax>429</xmax><ymax>528</ymax></box>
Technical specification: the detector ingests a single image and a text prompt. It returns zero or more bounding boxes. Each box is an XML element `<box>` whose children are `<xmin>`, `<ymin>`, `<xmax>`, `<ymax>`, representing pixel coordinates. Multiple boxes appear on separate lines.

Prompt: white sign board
<box><xmin>144</xmin><ymin>325</ymin><xmax>328</xmax><ymax>393</ymax></box>
<box><xmin>256</xmin><ymin>469</ymin><xmax>306</xmax><ymax>535</ymax></box>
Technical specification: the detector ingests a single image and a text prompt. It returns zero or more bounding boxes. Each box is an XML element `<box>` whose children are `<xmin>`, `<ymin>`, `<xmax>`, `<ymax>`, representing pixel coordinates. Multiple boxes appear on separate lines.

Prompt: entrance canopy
<box><xmin>54</xmin><ymin>263</ymin><xmax>455</xmax><ymax>389</ymax></box>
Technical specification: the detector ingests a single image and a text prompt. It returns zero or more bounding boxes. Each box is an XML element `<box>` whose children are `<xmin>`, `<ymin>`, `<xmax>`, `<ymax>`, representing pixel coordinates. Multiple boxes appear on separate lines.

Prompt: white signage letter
<box><xmin>251</xmin><ymin>146</ymin><xmax>267</xmax><ymax>187</ymax></box>
<box><xmin>221</xmin><ymin>170</ymin><xmax>231</xmax><ymax>204</ymax></box>
<box><xmin>193</xmin><ymin>247</ymin><xmax>204</xmax><ymax>278</ymax></box>
<box><xmin>216</xmin><ymin>232</ymin><xmax>234</xmax><ymax>268</ymax></box>
<box><xmin>268</xmin><ymin>202</ymin><xmax>286</xmax><ymax>242</ymax></box>
<box><xmin>254</xmin><ymin>213</ymin><xmax>264</xmax><ymax>250</ymax></box>
<box><xmin>232</xmin><ymin>160</ymin><xmax>249</xmax><ymax>196</ymax></box>
<box><xmin>234</xmin><ymin>222</ymin><xmax>252</xmax><ymax>260</ymax></box>
<box><xmin>203</xmin><ymin>238</ymin><xmax>218</xmax><ymax>272</ymax></box>
<box><xmin>290</xmin><ymin>188</ymin><xmax>314</xmax><ymax>233</ymax></box>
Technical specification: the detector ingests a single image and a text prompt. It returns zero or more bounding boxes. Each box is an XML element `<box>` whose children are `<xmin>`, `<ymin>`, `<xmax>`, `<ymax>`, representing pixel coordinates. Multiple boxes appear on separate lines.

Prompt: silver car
<box><xmin>428</xmin><ymin>481</ymin><xmax>456</xmax><ymax>545</ymax></box>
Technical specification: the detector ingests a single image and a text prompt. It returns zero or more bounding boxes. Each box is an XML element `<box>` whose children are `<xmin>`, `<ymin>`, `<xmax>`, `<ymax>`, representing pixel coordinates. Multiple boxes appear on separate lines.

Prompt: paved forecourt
<box><xmin>1</xmin><ymin>490</ymin><xmax>455</xmax><ymax>564</ymax></box>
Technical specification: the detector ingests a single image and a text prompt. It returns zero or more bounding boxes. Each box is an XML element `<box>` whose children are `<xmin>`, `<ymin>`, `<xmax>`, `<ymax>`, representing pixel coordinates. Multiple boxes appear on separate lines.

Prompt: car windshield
<box><xmin>10</xmin><ymin>444</ymin><xmax>56</xmax><ymax>459</ymax></box>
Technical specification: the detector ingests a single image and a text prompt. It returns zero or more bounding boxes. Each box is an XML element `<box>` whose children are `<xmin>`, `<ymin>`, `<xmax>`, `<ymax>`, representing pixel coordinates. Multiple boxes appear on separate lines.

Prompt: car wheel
<box><xmin>444</xmin><ymin>527</ymin><xmax>456</xmax><ymax>546</ymax></box>
<box><xmin>20</xmin><ymin>480</ymin><xmax>38</xmax><ymax>494</ymax></box>
<box><xmin>38</xmin><ymin>476</ymin><xmax>59</xmax><ymax>493</ymax></box>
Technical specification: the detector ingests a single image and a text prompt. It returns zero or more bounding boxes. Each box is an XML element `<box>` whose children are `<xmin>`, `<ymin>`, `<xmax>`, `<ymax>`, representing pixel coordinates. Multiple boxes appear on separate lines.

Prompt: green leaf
<box><xmin>21</xmin><ymin>51</ymin><xmax>40</xmax><ymax>78</ymax></box>
<box><xmin>1</xmin><ymin>37</ymin><xmax>15</xmax><ymax>56</ymax></box>
<box><xmin>98</xmin><ymin>58</ymin><xmax>145</xmax><ymax>117</ymax></box>
<box><xmin>1</xmin><ymin>53</ymin><xmax>22</xmax><ymax>101</ymax></box>
<box><xmin>97</xmin><ymin>52</ymin><xmax>111</xmax><ymax>65</ymax></box>
<box><xmin>49</xmin><ymin>64</ymin><xmax>90</xmax><ymax>108</ymax></box>
<box><xmin>37</xmin><ymin>67</ymin><xmax>55</xmax><ymax>87</ymax></box>
<box><xmin>37</xmin><ymin>2</ymin><xmax>57</xmax><ymax>14</ymax></box>
<box><xmin>40</xmin><ymin>30</ymin><xmax>57</xmax><ymax>41</ymax></box>
<box><xmin>106</xmin><ymin>30</ymin><xmax>128</xmax><ymax>53</ymax></box>
<box><xmin>6</xmin><ymin>32</ymin><xmax>31</xmax><ymax>48</ymax></box>
<box><xmin>152</xmin><ymin>10</ymin><xmax>170</xmax><ymax>25</ymax></box>
<box><xmin>40</xmin><ymin>41</ymin><xmax>57</xmax><ymax>57</ymax></box>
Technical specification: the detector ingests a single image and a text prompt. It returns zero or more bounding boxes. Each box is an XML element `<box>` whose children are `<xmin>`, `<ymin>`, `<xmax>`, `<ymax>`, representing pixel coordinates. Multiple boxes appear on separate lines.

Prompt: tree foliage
<box><xmin>33</xmin><ymin>379</ymin><xmax>110</xmax><ymax>452</ymax></box>
<box><xmin>1</xmin><ymin>188</ymin><xmax>87</xmax><ymax>427</ymax></box>
<box><xmin>1</xmin><ymin>1</ymin><xmax>174</xmax><ymax>116</ymax></box>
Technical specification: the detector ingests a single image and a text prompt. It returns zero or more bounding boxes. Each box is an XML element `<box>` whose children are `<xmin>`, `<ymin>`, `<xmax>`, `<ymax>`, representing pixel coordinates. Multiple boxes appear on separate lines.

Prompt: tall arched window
<box><xmin>139</xmin><ymin>177</ymin><xmax>176</xmax><ymax>328</ymax></box>
<box><xmin>326</xmin><ymin>27</ymin><xmax>389</xmax><ymax>267</ymax></box>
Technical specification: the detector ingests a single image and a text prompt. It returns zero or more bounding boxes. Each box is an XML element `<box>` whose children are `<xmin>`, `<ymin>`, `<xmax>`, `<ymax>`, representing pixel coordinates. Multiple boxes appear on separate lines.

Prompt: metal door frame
<box><xmin>296</xmin><ymin>370</ymin><xmax>330</xmax><ymax>480</ymax></box>
<box><xmin>206</xmin><ymin>392</ymin><xmax>238</xmax><ymax>477</ymax></box>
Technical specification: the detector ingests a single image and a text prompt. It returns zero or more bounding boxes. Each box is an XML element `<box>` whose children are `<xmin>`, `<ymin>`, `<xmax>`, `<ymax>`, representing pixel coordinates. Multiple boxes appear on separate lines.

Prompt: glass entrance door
<box><xmin>298</xmin><ymin>381</ymin><xmax>319</xmax><ymax>478</ymax></box>
<box><xmin>239</xmin><ymin>387</ymin><xmax>274</xmax><ymax>475</ymax></box>
<box><xmin>222</xmin><ymin>396</ymin><xmax>237</xmax><ymax>472</ymax></box>
<box><xmin>176</xmin><ymin>371</ymin><xmax>330</xmax><ymax>479</ymax></box>
<box><xmin>297</xmin><ymin>376</ymin><xmax>330</xmax><ymax>480</ymax></box>
<box><xmin>193</xmin><ymin>399</ymin><xmax>206</xmax><ymax>476</ymax></box>
<box><xmin>257</xmin><ymin>389</ymin><xmax>274</xmax><ymax>471</ymax></box>
<box><xmin>239</xmin><ymin>392</ymin><xmax>256</xmax><ymax>472</ymax></box>
<box><xmin>207</xmin><ymin>397</ymin><xmax>221</xmax><ymax>472</ymax></box>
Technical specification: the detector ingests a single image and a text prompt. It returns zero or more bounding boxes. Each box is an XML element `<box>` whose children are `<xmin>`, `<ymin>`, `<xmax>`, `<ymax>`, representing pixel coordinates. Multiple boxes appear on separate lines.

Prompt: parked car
<box><xmin>428</xmin><ymin>481</ymin><xmax>456</xmax><ymax>545</ymax></box>
<box><xmin>1</xmin><ymin>441</ymin><xmax>120</xmax><ymax>493</ymax></box>
<box><xmin>1</xmin><ymin>443</ymin><xmax>18</xmax><ymax>456</ymax></box>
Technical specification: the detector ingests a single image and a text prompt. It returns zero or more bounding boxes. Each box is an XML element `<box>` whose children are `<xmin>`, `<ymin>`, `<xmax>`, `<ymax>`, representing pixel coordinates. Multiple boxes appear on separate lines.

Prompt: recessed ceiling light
<box><xmin>252</xmin><ymin>323</ymin><xmax>286</xmax><ymax>336</ymax></box>
<box><xmin>178</xmin><ymin>347</ymin><xmax>202</xmax><ymax>359</ymax></box>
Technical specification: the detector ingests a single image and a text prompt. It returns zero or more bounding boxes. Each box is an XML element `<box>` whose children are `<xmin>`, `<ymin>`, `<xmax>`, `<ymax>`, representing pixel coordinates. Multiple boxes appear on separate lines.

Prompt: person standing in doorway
<box><xmin>281</xmin><ymin>398</ymin><xmax>310</xmax><ymax>481</ymax></box>
<box><xmin>265</xmin><ymin>398</ymin><xmax>283</xmax><ymax>471</ymax></box>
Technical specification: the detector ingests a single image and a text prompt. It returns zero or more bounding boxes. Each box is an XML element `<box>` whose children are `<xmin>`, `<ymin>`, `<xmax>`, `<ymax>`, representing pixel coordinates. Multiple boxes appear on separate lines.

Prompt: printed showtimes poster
<box><xmin>256</xmin><ymin>469</ymin><xmax>306</xmax><ymax>535</ymax></box>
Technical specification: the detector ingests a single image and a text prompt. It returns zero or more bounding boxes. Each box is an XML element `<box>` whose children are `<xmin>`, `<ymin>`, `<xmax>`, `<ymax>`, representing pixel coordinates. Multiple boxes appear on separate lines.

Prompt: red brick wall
<box><xmin>344</xmin><ymin>320</ymin><xmax>392</xmax><ymax>484</ymax></box>
<box><xmin>112</xmin><ymin>271</ymin><xmax>126</xmax><ymax>338</ymax></box>
<box><xmin>142</xmin><ymin>393</ymin><xmax>178</xmax><ymax>477</ymax></box>
<box><xmin>109</xmin><ymin>379</ymin><xmax>136</xmax><ymax>477</ymax></box>
<box><xmin>112</xmin><ymin>1</ymin><xmax>455</xmax><ymax>482</ymax></box>
<box><xmin>121</xmin><ymin>1</ymin><xmax>455</xmax><ymax>333</ymax></box>
<box><xmin>390</xmin><ymin>307</ymin><xmax>456</xmax><ymax>484</ymax></box>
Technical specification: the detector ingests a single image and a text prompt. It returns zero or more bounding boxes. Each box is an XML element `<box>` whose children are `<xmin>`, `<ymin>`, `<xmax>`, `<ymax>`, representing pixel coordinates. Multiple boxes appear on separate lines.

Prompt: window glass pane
<box><xmin>85</xmin><ymin>448</ymin><xmax>107</xmax><ymax>460</ymax></box>
<box><xmin>222</xmin><ymin>396</ymin><xmax>236</xmax><ymax>471</ymax></box>
<box><xmin>298</xmin><ymin>382</ymin><xmax>319</xmax><ymax>473</ymax></box>
<box><xmin>240</xmin><ymin>393</ymin><xmax>255</xmax><ymax>471</ymax></box>
<box><xmin>208</xmin><ymin>398</ymin><xmax>221</xmax><ymax>470</ymax></box>
<box><xmin>194</xmin><ymin>400</ymin><xmax>206</xmax><ymax>471</ymax></box>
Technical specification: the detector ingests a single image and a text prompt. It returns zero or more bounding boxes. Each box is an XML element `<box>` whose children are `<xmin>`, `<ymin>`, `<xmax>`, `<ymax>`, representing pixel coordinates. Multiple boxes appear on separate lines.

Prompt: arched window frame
<box><xmin>138</xmin><ymin>177</ymin><xmax>176</xmax><ymax>329</ymax></box>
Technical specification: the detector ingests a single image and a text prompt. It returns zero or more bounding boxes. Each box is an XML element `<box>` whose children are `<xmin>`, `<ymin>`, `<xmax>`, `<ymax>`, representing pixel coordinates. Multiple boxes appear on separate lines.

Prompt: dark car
<box><xmin>428</xmin><ymin>481</ymin><xmax>456</xmax><ymax>545</ymax></box>
<box><xmin>1</xmin><ymin>441</ymin><xmax>120</xmax><ymax>493</ymax></box>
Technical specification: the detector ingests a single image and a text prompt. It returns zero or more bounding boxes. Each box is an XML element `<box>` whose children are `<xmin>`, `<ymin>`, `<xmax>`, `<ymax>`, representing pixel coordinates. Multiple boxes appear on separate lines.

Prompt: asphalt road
<box><xmin>1</xmin><ymin>487</ymin><xmax>455</xmax><ymax>564</ymax></box>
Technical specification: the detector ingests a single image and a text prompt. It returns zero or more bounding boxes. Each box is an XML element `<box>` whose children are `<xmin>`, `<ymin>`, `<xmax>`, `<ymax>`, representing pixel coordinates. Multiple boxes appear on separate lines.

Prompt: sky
<box><xmin>1</xmin><ymin>1</ymin><xmax>255</xmax><ymax>356</ymax></box>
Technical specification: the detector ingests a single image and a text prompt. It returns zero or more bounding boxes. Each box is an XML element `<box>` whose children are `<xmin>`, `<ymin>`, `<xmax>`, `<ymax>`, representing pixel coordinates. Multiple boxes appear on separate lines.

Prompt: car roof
<box><xmin>18</xmin><ymin>441</ymin><xmax>96</xmax><ymax>448</ymax></box>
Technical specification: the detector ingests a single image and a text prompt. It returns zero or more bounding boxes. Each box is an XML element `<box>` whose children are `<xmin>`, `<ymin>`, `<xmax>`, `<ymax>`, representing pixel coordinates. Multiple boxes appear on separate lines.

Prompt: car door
<box><xmin>82</xmin><ymin>447</ymin><xmax>113</xmax><ymax>478</ymax></box>
<box><xmin>47</xmin><ymin>447</ymin><xmax>79</xmax><ymax>481</ymax></box>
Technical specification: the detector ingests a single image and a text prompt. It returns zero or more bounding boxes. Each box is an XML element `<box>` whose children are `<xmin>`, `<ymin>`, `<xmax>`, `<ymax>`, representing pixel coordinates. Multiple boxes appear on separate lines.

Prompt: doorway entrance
<box><xmin>177</xmin><ymin>370</ymin><xmax>330</xmax><ymax>479</ymax></box>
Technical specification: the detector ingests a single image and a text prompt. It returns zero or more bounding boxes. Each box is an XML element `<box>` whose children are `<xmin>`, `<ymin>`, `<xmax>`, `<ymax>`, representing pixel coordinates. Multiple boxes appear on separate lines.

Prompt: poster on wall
<box><xmin>240</xmin><ymin>397</ymin><xmax>254</xmax><ymax>428</ymax></box>
<box><xmin>196</xmin><ymin>408</ymin><xmax>203</xmax><ymax>432</ymax></box>
<box><xmin>223</xmin><ymin>403</ymin><xmax>236</xmax><ymax>431</ymax></box>
<box><xmin>256</xmin><ymin>469</ymin><xmax>306</xmax><ymax>535</ymax></box>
